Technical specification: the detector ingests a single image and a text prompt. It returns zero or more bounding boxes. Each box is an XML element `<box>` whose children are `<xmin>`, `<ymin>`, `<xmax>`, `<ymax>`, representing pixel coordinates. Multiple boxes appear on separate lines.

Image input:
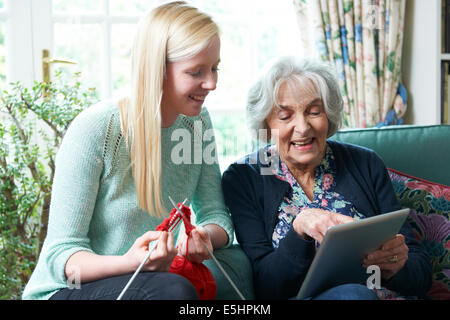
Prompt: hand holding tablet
<box><xmin>362</xmin><ymin>233</ymin><xmax>409</xmax><ymax>280</ymax></box>
<box><xmin>296</xmin><ymin>208</ymin><xmax>410</xmax><ymax>300</ymax></box>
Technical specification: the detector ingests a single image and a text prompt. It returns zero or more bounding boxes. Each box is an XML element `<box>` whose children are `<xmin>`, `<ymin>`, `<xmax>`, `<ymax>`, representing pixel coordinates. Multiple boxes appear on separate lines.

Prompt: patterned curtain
<box><xmin>293</xmin><ymin>0</ymin><xmax>407</xmax><ymax>128</ymax></box>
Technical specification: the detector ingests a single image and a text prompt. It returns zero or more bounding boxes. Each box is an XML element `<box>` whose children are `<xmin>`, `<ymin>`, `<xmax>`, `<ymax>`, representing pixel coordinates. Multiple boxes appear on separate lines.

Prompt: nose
<box><xmin>201</xmin><ymin>72</ymin><xmax>217</xmax><ymax>91</ymax></box>
<box><xmin>293</xmin><ymin>114</ymin><xmax>311</xmax><ymax>135</ymax></box>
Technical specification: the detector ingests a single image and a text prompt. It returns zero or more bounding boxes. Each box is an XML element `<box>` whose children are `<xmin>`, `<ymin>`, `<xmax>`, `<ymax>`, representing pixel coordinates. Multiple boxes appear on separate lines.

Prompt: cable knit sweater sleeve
<box><xmin>22</xmin><ymin>103</ymin><xmax>109</xmax><ymax>299</ymax></box>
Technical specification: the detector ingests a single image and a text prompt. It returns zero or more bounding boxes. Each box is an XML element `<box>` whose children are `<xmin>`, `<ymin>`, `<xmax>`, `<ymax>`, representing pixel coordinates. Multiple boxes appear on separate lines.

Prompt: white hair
<box><xmin>246</xmin><ymin>56</ymin><xmax>343</xmax><ymax>142</ymax></box>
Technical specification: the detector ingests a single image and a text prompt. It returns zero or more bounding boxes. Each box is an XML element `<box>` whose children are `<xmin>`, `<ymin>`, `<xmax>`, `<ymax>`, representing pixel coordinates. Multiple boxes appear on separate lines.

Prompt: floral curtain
<box><xmin>293</xmin><ymin>0</ymin><xmax>407</xmax><ymax>128</ymax></box>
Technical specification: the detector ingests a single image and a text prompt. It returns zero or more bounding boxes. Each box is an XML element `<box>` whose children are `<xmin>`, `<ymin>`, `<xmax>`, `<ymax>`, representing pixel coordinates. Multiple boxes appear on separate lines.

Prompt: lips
<box><xmin>189</xmin><ymin>94</ymin><xmax>207</xmax><ymax>101</ymax></box>
<box><xmin>290</xmin><ymin>138</ymin><xmax>314</xmax><ymax>146</ymax></box>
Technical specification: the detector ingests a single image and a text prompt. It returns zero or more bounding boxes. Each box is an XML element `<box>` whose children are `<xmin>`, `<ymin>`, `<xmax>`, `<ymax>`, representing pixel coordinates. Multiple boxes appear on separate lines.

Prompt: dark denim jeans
<box><xmin>302</xmin><ymin>283</ymin><xmax>379</xmax><ymax>300</ymax></box>
<box><xmin>50</xmin><ymin>272</ymin><xmax>199</xmax><ymax>300</ymax></box>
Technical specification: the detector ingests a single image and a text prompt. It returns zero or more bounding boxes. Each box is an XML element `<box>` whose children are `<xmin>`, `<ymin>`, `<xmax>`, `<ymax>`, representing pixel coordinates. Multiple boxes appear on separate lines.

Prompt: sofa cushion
<box><xmin>203</xmin><ymin>244</ymin><xmax>255</xmax><ymax>300</ymax></box>
<box><xmin>388</xmin><ymin>168</ymin><xmax>450</xmax><ymax>300</ymax></box>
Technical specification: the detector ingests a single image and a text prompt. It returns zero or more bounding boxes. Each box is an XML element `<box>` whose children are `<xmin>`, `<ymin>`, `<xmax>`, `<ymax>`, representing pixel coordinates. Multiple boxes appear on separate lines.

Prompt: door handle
<box><xmin>42</xmin><ymin>49</ymin><xmax>77</xmax><ymax>83</ymax></box>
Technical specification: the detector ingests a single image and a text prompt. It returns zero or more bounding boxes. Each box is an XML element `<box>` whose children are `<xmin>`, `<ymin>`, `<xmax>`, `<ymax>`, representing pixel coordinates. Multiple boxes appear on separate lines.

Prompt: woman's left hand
<box><xmin>177</xmin><ymin>225</ymin><xmax>213</xmax><ymax>263</ymax></box>
<box><xmin>362</xmin><ymin>234</ymin><xmax>409</xmax><ymax>280</ymax></box>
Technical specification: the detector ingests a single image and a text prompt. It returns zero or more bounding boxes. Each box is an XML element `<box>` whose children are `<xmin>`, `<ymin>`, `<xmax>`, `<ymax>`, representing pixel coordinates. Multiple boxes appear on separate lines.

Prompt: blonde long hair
<box><xmin>119</xmin><ymin>1</ymin><xmax>219</xmax><ymax>217</ymax></box>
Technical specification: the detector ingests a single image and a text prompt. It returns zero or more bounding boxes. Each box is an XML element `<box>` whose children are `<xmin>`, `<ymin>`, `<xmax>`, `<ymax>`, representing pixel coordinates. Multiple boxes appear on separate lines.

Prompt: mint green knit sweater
<box><xmin>22</xmin><ymin>102</ymin><xmax>234</xmax><ymax>300</ymax></box>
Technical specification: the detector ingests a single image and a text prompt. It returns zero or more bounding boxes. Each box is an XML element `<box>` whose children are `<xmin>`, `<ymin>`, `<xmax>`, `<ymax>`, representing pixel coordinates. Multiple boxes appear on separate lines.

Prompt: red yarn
<box><xmin>156</xmin><ymin>203</ymin><xmax>216</xmax><ymax>300</ymax></box>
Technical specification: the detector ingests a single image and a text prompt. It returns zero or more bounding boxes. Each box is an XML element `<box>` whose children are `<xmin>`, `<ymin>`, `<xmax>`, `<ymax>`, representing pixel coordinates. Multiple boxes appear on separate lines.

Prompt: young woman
<box><xmin>22</xmin><ymin>1</ymin><xmax>234</xmax><ymax>300</ymax></box>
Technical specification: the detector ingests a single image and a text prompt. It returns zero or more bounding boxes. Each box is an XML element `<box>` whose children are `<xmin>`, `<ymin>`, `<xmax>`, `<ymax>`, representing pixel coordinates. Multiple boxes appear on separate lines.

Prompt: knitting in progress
<box><xmin>156</xmin><ymin>203</ymin><xmax>217</xmax><ymax>300</ymax></box>
<box><xmin>117</xmin><ymin>197</ymin><xmax>245</xmax><ymax>300</ymax></box>
<box><xmin>117</xmin><ymin>201</ymin><xmax>216</xmax><ymax>300</ymax></box>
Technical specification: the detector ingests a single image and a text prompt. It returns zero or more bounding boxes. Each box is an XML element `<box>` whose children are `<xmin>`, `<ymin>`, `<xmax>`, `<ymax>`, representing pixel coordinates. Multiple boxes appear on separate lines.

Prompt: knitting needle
<box><xmin>168</xmin><ymin>196</ymin><xmax>246</xmax><ymax>300</ymax></box>
<box><xmin>117</xmin><ymin>240</ymin><xmax>157</xmax><ymax>300</ymax></box>
<box><xmin>116</xmin><ymin>199</ymin><xmax>187</xmax><ymax>300</ymax></box>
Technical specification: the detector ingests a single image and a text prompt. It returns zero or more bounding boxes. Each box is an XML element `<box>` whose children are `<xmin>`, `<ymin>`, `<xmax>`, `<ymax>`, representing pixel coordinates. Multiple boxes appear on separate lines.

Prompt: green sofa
<box><xmin>208</xmin><ymin>124</ymin><xmax>450</xmax><ymax>300</ymax></box>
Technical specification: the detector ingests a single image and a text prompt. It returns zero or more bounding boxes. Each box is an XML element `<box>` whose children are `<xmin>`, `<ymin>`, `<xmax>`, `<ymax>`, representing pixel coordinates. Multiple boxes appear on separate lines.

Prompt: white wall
<box><xmin>402</xmin><ymin>0</ymin><xmax>441</xmax><ymax>125</ymax></box>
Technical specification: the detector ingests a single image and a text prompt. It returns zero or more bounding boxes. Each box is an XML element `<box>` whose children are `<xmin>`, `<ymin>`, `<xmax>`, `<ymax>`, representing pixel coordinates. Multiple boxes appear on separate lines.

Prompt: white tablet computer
<box><xmin>296</xmin><ymin>208</ymin><xmax>409</xmax><ymax>300</ymax></box>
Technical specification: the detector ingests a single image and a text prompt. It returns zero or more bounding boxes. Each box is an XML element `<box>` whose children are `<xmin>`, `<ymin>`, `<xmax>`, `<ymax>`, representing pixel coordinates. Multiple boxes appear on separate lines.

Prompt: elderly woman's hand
<box><xmin>362</xmin><ymin>234</ymin><xmax>409</xmax><ymax>280</ymax></box>
<box><xmin>292</xmin><ymin>208</ymin><xmax>354</xmax><ymax>244</ymax></box>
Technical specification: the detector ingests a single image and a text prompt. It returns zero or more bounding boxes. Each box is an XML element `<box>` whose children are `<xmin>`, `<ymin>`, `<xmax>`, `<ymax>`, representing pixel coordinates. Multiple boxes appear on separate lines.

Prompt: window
<box><xmin>51</xmin><ymin>0</ymin><xmax>148</xmax><ymax>100</ymax></box>
<box><xmin>188</xmin><ymin>0</ymin><xmax>303</xmax><ymax>170</ymax></box>
<box><xmin>2</xmin><ymin>0</ymin><xmax>304</xmax><ymax>171</ymax></box>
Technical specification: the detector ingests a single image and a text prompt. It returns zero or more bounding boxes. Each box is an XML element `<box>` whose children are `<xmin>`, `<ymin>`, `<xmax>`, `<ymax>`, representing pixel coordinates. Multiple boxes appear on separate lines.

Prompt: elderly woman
<box><xmin>221</xmin><ymin>57</ymin><xmax>431</xmax><ymax>300</ymax></box>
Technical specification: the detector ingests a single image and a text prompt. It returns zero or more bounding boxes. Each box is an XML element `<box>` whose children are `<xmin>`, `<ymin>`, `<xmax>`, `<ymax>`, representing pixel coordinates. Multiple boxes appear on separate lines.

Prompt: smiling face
<box><xmin>266</xmin><ymin>79</ymin><xmax>329</xmax><ymax>173</ymax></box>
<box><xmin>161</xmin><ymin>35</ymin><xmax>220</xmax><ymax>127</ymax></box>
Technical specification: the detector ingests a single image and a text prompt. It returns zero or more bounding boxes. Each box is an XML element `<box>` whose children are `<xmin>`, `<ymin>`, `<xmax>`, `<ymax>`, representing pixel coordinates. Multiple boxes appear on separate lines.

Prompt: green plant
<box><xmin>0</xmin><ymin>71</ymin><xmax>98</xmax><ymax>299</ymax></box>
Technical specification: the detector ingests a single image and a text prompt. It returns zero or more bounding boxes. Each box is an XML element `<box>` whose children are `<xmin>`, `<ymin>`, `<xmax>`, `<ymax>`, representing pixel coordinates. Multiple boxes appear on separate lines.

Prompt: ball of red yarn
<box><xmin>169</xmin><ymin>255</ymin><xmax>217</xmax><ymax>300</ymax></box>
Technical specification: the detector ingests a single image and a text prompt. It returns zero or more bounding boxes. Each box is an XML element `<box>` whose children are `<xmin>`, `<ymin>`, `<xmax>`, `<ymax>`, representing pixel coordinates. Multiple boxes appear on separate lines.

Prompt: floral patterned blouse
<box><xmin>271</xmin><ymin>143</ymin><xmax>365</xmax><ymax>248</ymax></box>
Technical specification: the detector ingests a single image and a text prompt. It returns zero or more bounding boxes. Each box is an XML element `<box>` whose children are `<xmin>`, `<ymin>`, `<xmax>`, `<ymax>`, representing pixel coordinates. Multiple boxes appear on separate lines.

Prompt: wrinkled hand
<box><xmin>292</xmin><ymin>208</ymin><xmax>354</xmax><ymax>244</ymax></box>
<box><xmin>124</xmin><ymin>231</ymin><xmax>177</xmax><ymax>272</ymax></box>
<box><xmin>177</xmin><ymin>226</ymin><xmax>213</xmax><ymax>264</ymax></box>
<box><xmin>362</xmin><ymin>234</ymin><xmax>409</xmax><ymax>280</ymax></box>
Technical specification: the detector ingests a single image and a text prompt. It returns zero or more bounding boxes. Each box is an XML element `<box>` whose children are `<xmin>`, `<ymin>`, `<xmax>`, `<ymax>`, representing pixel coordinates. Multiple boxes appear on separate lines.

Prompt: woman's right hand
<box><xmin>292</xmin><ymin>208</ymin><xmax>354</xmax><ymax>244</ymax></box>
<box><xmin>123</xmin><ymin>231</ymin><xmax>177</xmax><ymax>272</ymax></box>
